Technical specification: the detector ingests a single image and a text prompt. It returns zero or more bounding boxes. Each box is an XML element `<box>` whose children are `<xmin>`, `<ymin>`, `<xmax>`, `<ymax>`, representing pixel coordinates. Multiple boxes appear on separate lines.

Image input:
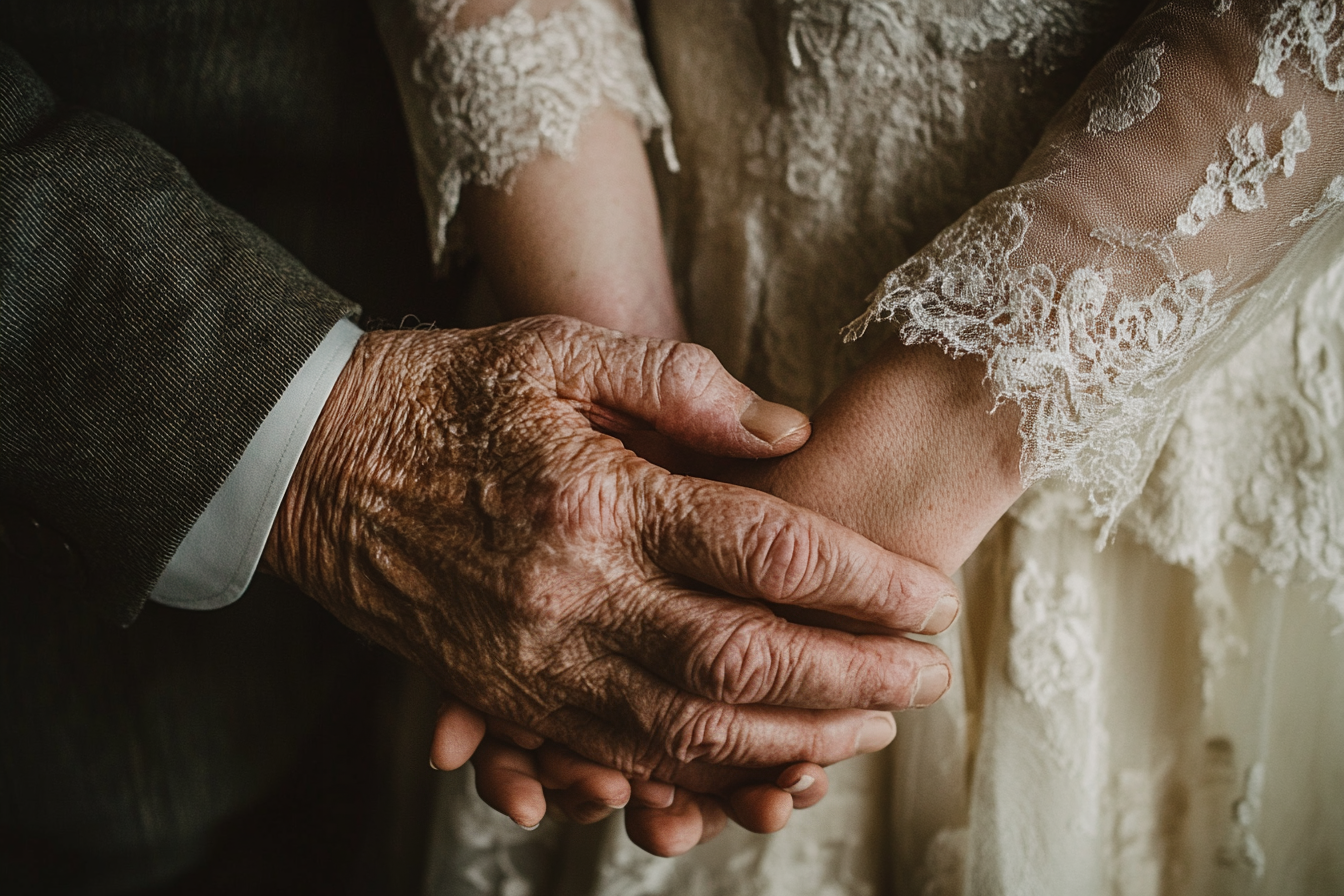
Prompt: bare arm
<box><xmin>373</xmin><ymin>0</ymin><xmax>683</xmax><ymax>339</ymax></box>
<box><xmin>731</xmin><ymin>342</ymin><xmax>1024</xmax><ymax>574</ymax></box>
<box><xmin>460</xmin><ymin>102</ymin><xmax>684</xmax><ymax>339</ymax></box>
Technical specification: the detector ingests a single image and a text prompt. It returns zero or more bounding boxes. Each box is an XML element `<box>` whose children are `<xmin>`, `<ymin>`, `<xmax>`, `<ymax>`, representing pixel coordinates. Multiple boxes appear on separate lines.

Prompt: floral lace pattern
<box><xmin>648</xmin><ymin>0</ymin><xmax>1129</xmax><ymax>412</ymax></box>
<box><xmin>1176</xmin><ymin>111</ymin><xmax>1310</xmax><ymax>237</ymax></box>
<box><xmin>1253</xmin><ymin>0</ymin><xmax>1344</xmax><ymax>97</ymax></box>
<box><xmin>843</xmin><ymin>183</ymin><xmax>1232</xmax><ymax>524</ymax></box>
<box><xmin>410</xmin><ymin>0</ymin><xmax>675</xmax><ymax>264</ymax></box>
<box><xmin>1087</xmin><ymin>40</ymin><xmax>1166</xmax><ymax>135</ymax></box>
<box><xmin>845</xmin><ymin>5</ymin><xmax>1344</xmax><ymax>537</ymax></box>
<box><xmin>1129</xmin><ymin>241</ymin><xmax>1344</xmax><ymax>624</ymax></box>
<box><xmin>1008</xmin><ymin>558</ymin><xmax>1100</xmax><ymax>708</ymax></box>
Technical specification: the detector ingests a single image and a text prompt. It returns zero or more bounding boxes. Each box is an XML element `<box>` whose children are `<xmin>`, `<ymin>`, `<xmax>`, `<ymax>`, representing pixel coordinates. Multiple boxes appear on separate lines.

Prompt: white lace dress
<box><xmin>375</xmin><ymin>1</ymin><xmax>1344</xmax><ymax>892</ymax></box>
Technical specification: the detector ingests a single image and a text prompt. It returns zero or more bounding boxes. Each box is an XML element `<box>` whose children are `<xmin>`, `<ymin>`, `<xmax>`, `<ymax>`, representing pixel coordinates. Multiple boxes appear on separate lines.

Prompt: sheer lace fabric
<box><xmin>846</xmin><ymin>1</ymin><xmax>1344</xmax><ymax>531</ymax></box>
<box><xmin>373</xmin><ymin>0</ymin><xmax>674</xmax><ymax>267</ymax></box>
<box><xmin>405</xmin><ymin>1</ymin><xmax>1344</xmax><ymax>893</ymax></box>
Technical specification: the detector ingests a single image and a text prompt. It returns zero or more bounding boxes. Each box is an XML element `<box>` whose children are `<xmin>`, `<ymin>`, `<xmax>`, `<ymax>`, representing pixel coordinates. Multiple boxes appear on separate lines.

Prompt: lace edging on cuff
<box><xmin>841</xmin><ymin>185</ymin><xmax>1233</xmax><ymax>532</ymax></box>
<box><xmin>412</xmin><ymin>0</ymin><xmax>679</xmax><ymax>267</ymax></box>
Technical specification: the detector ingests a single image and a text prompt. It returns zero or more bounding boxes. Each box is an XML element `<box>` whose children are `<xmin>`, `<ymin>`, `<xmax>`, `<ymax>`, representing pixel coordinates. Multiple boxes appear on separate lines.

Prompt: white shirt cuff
<box><xmin>151</xmin><ymin>318</ymin><xmax>363</xmax><ymax>610</ymax></box>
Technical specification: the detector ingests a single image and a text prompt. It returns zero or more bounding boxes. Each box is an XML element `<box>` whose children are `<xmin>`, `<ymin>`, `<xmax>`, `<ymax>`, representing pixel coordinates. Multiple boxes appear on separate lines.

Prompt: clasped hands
<box><xmin>263</xmin><ymin>315</ymin><xmax>958</xmax><ymax>855</ymax></box>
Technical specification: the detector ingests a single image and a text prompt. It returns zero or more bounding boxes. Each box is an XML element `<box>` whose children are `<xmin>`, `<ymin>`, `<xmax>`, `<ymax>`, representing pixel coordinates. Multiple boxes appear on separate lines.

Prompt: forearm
<box><xmin>373</xmin><ymin>0</ymin><xmax>682</xmax><ymax>339</ymax></box>
<box><xmin>460</xmin><ymin>102</ymin><xmax>683</xmax><ymax>339</ymax></box>
<box><xmin>846</xmin><ymin>0</ymin><xmax>1344</xmax><ymax>526</ymax></box>
<box><xmin>732</xmin><ymin>341</ymin><xmax>1023</xmax><ymax>574</ymax></box>
<box><xmin>0</xmin><ymin>43</ymin><xmax>357</xmax><ymax>622</ymax></box>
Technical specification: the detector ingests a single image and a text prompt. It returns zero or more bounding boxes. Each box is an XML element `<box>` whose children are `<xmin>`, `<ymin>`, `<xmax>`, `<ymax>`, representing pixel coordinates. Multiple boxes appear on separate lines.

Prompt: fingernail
<box><xmin>739</xmin><ymin>397</ymin><xmax>809</xmax><ymax>445</ymax></box>
<box><xmin>910</xmin><ymin>664</ymin><xmax>951</xmax><ymax>708</ymax></box>
<box><xmin>429</xmin><ymin>758</ymin><xmax>439</xmax><ymax>771</ymax></box>
<box><xmin>515</xmin><ymin>818</ymin><xmax>541</xmax><ymax>831</ymax></box>
<box><xmin>854</xmin><ymin>713</ymin><xmax>897</xmax><ymax>753</ymax></box>
<box><xmin>605</xmin><ymin>795</ymin><xmax>630</xmax><ymax>809</ymax></box>
<box><xmin>782</xmin><ymin>774</ymin><xmax>815</xmax><ymax>795</ymax></box>
<box><xmin>920</xmin><ymin>594</ymin><xmax>960</xmax><ymax>633</ymax></box>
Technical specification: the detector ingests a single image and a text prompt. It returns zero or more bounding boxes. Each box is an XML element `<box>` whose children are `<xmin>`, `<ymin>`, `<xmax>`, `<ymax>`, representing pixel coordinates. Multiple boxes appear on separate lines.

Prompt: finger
<box><xmin>645</xmin><ymin>475</ymin><xmax>959</xmax><ymax>634</ymax></box>
<box><xmin>543</xmin><ymin>661</ymin><xmax>900</xmax><ymax>778</ymax></box>
<box><xmin>621</xmin><ymin>589</ymin><xmax>953</xmax><ymax>709</ymax></box>
<box><xmin>429</xmin><ymin>698</ymin><xmax>488</xmax><ymax>772</ymax></box>
<box><xmin>485</xmin><ymin>716</ymin><xmax>545</xmax><ymax>750</ymax></box>
<box><xmin>728</xmin><ymin>784</ymin><xmax>793</xmax><ymax>834</ymax></box>
<box><xmin>471</xmin><ymin>738</ymin><xmax>547</xmax><ymax>829</ymax></box>
<box><xmin>544</xmin><ymin>707</ymin><xmax>887</xmax><ymax>799</ymax></box>
<box><xmin>777</xmin><ymin>763</ymin><xmax>829</xmax><ymax>810</ymax></box>
<box><xmin>630</xmin><ymin>778</ymin><xmax>676</xmax><ymax>809</ymax></box>
<box><xmin>624</xmin><ymin>789</ymin><xmax>727</xmax><ymax>857</ymax></box>
<box><xmin>534</xmin><ymin>743</ymin><xmax>631</xmax><ymax>820</ymax></box>
<box><xmin>546</xmin><ymin>791</ymin><xmax>619</xmax><ymax>825</ymax></box>
<box><xmin>697</xmin><ymin>794</ymin><xmax>729</xmax><ymax>844</ymax></box>
<box><xmin>546</xmin><ymin>321</ymin><xmax>811</xmax><ymax>456</ymax></box>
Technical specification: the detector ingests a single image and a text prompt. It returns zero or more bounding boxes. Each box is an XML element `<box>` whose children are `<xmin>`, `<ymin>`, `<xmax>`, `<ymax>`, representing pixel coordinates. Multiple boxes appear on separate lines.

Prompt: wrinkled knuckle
<box><xmin>666</xmin><ymin>702</ymin><xmax>739</xmax><ymax>765</ymax></box>
<box><xmin>872</xmin><ymin>564</ymin><xmax>917</xmax><ymax>620</ymax></box>
<box><xmin>700</xmin><ymin>620</ymin><xmax>782</xmax><ymax>704</ymax></box>
<box><xmin>658</xmin><ymin>341</ymin><xmax>722</xmax><ymax>404</ymax></box>
<box><xmin>512</xmin><ymin>569</ymin><xmax>572</xmax><ymax>629</ymax></box>
<box><xmin>517</xmin><ymin>314</ymin><xmax>592</xmax><ymax>374</ymax></box>
<box><xmin>533</xmin><ymin>313</ymin><xmax>587</xmax><ymax>340</ymax></box>
<box><xmin>534</xmin><ymin>442</ymin><xmax>641</xmax><ymax>545</ymax></box>
<box><xmin>745</xmin><ymin>519</ymin><xmax>820</xmax><ymax>601</ymax></box>
<box><xmin>620</xmin><ymin>743</ymin><xmax>663</xmax><ymax>782</ymax></box>
<box><xmin>844</xmin><ymin>648</ymin><xmax>901</xmax><ymax>708</ymax></box>
<box><xmin>541</xmin><ymin>468</ymin><xmax>612</xmax><ymax>534</ymax></box>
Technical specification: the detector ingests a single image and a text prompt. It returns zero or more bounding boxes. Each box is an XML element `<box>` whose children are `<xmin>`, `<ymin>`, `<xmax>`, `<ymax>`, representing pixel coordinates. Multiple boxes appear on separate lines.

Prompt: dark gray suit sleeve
<box><xmin>0</xmin><ymin>43</ymin><xmax>361</xmax><ymax>625</ymax></box>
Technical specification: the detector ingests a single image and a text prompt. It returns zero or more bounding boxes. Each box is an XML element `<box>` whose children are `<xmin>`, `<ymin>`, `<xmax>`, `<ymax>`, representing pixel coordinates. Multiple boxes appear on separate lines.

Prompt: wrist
<box><xmin>731</xmin><ymin>340</ymin><xmax>1023</xmax><ymax>573</ymax></box>
<box><xmin>261</xmin><ymin>332</ymin><xmax>383</xmax><ymax>593</ymax></box>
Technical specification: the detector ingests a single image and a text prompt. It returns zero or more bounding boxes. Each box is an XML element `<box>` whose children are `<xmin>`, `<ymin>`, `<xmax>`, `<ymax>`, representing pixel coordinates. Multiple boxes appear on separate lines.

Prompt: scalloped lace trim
<box><xmin>411</xmin><ymin>0</ymin><xmax>677</xmax><ymax>264</ymax></box>
<box><xmin>844</xmin><ymin>88</ymin><xmax>1323</xmax><ymax>529</ymax></box>
<box><xmin>843</xmin><ymin>183</ymin><xmax>1234</xmax><ymax>525</ymax></box>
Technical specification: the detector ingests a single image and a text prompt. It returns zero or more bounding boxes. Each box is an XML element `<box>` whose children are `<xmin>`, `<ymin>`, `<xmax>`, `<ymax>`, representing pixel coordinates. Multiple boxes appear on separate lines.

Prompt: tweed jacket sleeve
<box><xmin>0</xmin><ymin>43</ymin><xmax>360</xmax><ymax>626</ymax></box>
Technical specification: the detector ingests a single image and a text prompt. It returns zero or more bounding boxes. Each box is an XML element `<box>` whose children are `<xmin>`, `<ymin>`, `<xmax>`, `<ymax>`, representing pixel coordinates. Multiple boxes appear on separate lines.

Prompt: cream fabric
<box><xmin>410</xmin><ymin>1</ymin><xmax>1344</xmax><ymax>892</ymax></box>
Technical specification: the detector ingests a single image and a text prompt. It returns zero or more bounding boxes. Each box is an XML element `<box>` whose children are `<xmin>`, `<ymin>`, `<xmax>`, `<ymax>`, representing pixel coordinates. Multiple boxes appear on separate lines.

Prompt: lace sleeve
<box><xmin>845</xmin><ymin>0</ymin><xmax>1344</xmax><ymax>528</ymax></box>
<box><xmin>371</xmin><ymin>0</ymin><xmax>677</xmax><ymax>269</ymax></box>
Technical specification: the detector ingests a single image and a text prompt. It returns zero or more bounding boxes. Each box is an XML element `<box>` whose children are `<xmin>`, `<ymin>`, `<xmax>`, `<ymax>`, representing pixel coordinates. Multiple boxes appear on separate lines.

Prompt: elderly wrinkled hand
<box><xmin>264</xmin><ymin>315</ymin><xmax>956</xmax><ymax>798</ymax></box>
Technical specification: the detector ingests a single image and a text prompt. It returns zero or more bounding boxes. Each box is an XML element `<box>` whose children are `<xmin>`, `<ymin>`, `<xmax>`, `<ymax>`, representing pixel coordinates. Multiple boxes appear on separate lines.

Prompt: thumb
<box><xmin>557</xmin><ymin>328</ymin><xmax>811</xmax><ymax>458</ymax></box>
